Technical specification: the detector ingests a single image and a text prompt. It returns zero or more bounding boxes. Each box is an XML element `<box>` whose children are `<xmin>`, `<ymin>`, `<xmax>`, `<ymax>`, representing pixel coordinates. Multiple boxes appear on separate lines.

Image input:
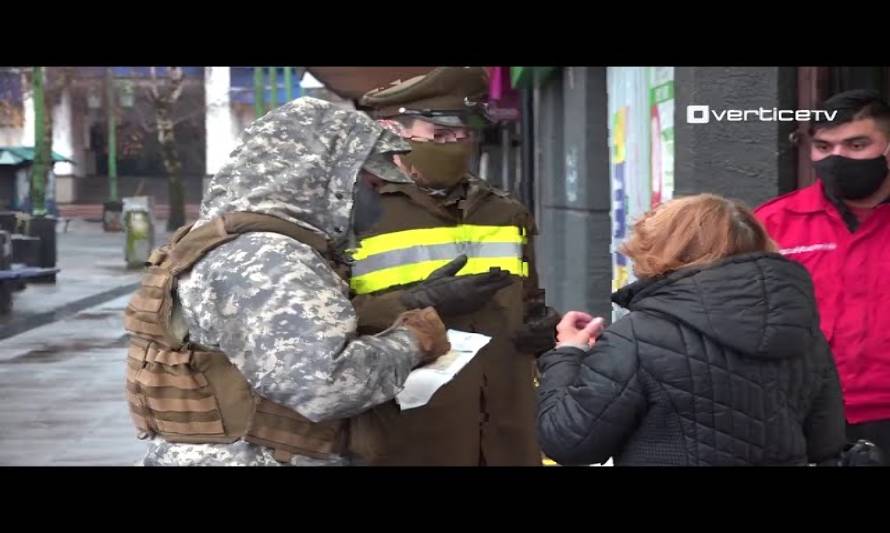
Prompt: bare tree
<box><xmin>10</xmin><ymin>67</ymin><xmax>218</xmax><ymax>227</ymax></box>
<box><xmin>145</xmin><ymin>67</ymin><xmax>186</xmax><ymax>230</ymax></box>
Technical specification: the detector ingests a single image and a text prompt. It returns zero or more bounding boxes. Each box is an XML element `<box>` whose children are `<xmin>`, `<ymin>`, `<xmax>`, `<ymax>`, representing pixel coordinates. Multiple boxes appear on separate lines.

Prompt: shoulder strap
<box><xmin>150</xmin><ymin>212</ymin><xmax>332</xmax><ymax>275</ymax></box>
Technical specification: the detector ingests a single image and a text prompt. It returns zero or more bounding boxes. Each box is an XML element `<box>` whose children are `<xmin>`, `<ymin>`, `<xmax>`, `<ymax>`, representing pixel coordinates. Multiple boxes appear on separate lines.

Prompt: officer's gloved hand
<box><xmin>513</xmin><ymin>305</ymin><xmax>562</xmax><ymax>355</ymax></box>
<box><xmin>393</xmin><ymin>307</ymin><xmax>451</xmax><ymax>365</ymax></box>
<box><xmin>399</xmin><ymin>255</ymin><xmax>513</xmax><ymax>317</ymax></box>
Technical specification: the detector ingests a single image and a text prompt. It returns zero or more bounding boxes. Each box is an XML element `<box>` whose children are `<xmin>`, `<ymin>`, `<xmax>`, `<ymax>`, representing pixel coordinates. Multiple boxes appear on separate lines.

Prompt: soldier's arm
<box><xmin>177</xmin><ymin>232</ymin><xmax>424</xmax><ymax>423</ymax></box>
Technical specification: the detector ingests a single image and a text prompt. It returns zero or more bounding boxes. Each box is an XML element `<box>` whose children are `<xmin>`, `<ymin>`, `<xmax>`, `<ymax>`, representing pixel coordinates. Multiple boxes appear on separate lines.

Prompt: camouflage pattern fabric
<box><xmin>139</xmin><ymin>97</ymin><xmax>423</xmax><ymax>466</ymax></box>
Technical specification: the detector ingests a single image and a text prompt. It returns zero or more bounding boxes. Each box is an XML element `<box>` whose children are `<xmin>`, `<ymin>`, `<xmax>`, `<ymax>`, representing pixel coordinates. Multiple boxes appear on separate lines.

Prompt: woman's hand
<box><xmin>555</xmin><ymin>311</ymin><xmax>605</xmax><ymax>350</ymax></box>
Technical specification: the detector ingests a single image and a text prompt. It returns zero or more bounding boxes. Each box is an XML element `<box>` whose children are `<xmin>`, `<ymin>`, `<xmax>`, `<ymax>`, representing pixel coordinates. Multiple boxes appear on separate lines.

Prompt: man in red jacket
<box><xmin>755</xmin><ymin>89</ymin><xmax>890</xmax><ymax>456</ymax></box>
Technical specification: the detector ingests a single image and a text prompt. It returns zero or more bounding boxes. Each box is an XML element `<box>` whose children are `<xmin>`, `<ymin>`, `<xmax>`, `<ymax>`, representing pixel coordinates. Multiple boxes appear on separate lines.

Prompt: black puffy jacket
<box><xmin>537</xmin><ymin>252</ymin><xmax>846</xmax><ymax>466</ymax></box>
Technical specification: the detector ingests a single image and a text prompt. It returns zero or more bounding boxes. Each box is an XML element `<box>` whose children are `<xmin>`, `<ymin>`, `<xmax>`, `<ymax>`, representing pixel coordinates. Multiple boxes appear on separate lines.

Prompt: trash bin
<box><xmin>27</xmin><ymin>215</ymin><xmax>57</xmax><ymax>283</ymax></box>
<box><xmin>11</xmin><ymin>235</ymin><xmax>40</xmax><ymax>266</ymax></box>
<box><xmin>123</xmin><ymin>196</ymin><xmax>155</xmax><ymax>269</ymax></box>
<box><xmin>0</xmin><ymin>212</ymin><xmax>17</xmax><ymax>234</ymax></box>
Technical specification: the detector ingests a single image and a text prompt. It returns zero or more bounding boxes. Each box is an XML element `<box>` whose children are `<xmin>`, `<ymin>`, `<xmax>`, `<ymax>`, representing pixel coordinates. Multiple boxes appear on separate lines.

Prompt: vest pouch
<box><xmin>127</xmin><ymin>340</ymin><xmax>230</xmax><ymax>444</ymax></box>
<box><xmin>124</xmin><ymin>266</ymin><xmax>181</xmax><ymax>347</ymax></box>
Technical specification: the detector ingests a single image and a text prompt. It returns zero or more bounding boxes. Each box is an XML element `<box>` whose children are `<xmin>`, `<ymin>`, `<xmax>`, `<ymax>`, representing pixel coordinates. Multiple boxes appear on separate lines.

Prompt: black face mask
<box><xmin>814</xmin><ymin>146</ymin><xmax>890</xmax><ymax>200</ymax></box>
<box><xmin>351</xmin><ymin>177</ymin><xmax>382</xmax><ymax>236</ymax></box>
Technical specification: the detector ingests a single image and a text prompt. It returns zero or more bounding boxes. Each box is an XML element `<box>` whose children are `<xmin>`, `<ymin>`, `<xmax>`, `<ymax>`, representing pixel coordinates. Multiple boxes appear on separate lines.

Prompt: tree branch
<box><xmin>168</xmin><ymin>67</ymin><xmax>185</xmax><ymax>102</ymax></box>
<box><xmin>148</xmin><ymin>67</ymin><xmax>160</xmax><ymax>100</ymax></box>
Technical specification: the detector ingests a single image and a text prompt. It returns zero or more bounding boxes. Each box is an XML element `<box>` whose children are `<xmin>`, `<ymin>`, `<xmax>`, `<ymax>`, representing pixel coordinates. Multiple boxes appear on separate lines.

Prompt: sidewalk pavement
<box><xmin>0</xmin><ymin>219</ymin><xmax>174</xmax><ymax>465</ymax></box>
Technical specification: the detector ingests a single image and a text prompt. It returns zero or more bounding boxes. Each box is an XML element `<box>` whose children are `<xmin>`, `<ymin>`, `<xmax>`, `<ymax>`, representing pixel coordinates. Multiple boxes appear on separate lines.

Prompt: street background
<box><xmin>0</xmin><ymin>219</ymin><xmax>168</xmax><ymax>465</ymax></box>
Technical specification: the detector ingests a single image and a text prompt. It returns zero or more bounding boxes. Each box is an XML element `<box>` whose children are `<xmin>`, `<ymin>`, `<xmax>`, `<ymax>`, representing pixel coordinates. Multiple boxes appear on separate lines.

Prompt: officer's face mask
<box><xmin>352</xmin><ymin>173</ymin><xmax>383</xmax><ymax>236</ymax></box>
<box><xmin>814</xmin><ymin>141</ymin><xmax>890</xmax><ymax>200</ymax></box>
<box><xmin>399</xmin><ymin>140</ymin><xmax>474</xmax><ymax>189</ymax></box>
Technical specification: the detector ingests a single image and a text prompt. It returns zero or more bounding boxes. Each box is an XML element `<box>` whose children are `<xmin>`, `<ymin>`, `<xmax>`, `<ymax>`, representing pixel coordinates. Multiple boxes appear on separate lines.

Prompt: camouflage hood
<box><xmin>199</xmin><ymin>97</ymin><xmax>410</xmax><ymax>241</ymax></box>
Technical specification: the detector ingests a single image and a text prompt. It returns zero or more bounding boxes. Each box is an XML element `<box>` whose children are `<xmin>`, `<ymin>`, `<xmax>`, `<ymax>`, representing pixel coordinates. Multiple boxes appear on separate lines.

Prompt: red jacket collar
<box><xmin>785</xmin><ymin>181</ymin><xmax>832</xmax><ymax>214</ymax></box>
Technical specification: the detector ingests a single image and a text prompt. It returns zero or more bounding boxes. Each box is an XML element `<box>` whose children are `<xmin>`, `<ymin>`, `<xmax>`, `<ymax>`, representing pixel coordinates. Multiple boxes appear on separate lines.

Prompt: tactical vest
<box><xmin>124</xmin><ymin>211</ymin><xmax>350</xmax><ymax>463</ymax></box>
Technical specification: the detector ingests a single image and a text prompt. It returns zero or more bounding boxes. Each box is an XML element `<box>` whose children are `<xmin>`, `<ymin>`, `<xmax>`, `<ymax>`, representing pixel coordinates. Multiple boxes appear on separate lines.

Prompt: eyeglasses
<box><xmin>406</xmin><ymin>126</ymin><xmax>478</xmax><ymax>144</ymax></box>
<box><xmin>397</xmin><ymin>97</ymin><xmax>492</xmax><ymax>127</ymax></box>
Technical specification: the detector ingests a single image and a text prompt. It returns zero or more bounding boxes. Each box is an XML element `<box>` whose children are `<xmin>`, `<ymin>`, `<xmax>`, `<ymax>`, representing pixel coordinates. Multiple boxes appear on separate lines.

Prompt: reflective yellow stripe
<box><xmin>351</xmin><ymin>242</ymin><xmax>524</xmax><ymax>277</ymax></box>
<box><xmin>349</xmin><ymin>224</ymin><xmax>528</xmax><ymax>295</ymax></box>
<box><xmin>351</xmin><ymin>225</ymin><xmax>526</xmax><ymax>260</ymax></box>
<box><xmin>350</xmin><ymin>257</ymin><xmax>528</xmax><ymax>295</ymax></box>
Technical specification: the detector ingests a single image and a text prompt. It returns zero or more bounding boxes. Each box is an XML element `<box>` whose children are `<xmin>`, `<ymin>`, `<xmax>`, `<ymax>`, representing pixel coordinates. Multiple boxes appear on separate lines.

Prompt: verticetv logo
<box><xmin>686</xmin><ymin>105</ymin><xmax>838</xmax><ymax>124</ymax></box>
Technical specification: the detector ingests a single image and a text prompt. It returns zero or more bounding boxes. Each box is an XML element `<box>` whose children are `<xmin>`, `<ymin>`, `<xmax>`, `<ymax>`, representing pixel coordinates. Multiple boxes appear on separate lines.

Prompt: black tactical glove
<box><xmin>399</xmin><ymin>255</ymin><xmax>513</xmax><ymax>317</ymax></box>
<box><xmin>513</xmin><ymin>305</ymin><xmax>562</xmax><ymax>355</ymax></box>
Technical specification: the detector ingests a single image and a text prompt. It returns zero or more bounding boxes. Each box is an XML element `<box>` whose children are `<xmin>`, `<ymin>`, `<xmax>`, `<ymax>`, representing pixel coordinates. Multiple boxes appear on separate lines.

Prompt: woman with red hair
<box><xmin>536</xmin><ymin>194</ymin><xmax>847</xmax><ymax>466</ymax></box>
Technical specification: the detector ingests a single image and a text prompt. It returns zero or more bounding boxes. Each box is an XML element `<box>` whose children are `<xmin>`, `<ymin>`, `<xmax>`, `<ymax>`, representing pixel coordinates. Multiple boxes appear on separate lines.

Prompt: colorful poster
<box><xmin>611</xmin><ymin>107</ymin><xmax>629</xmax><ymax>294</ymax></box>
<box><xmin>607</xmin><ymin>67</ymin><xmax>674</xmax><ymax>320</ymax></box>
<box><xmin>649</xmin><ymin>67</ymin><xmax>674</xmax><ymax>208</ymax></box>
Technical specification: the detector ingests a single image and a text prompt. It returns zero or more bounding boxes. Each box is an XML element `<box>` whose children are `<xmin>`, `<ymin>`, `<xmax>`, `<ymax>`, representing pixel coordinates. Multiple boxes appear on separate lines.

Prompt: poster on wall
<box><xmin>611</xmin><ymin>106</ymin><xmax>629</xmax><ymax>294</ymax></box>
<box><xmin>649</xmin><ymin>67</ymin><xmax>674</xmax><ymax>208</ymax></box>
<box><xmin>607</xmin><ymin>67</ymin><xmax>675</xmax><ymax>320</ymax></box>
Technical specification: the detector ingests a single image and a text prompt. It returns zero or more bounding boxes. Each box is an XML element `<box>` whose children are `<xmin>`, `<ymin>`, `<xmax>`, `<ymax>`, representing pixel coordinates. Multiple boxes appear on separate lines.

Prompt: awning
<box><xmin>0</xmin><ymin>147</ymin><xmax>73</xmax><ymax>166</ymax></box>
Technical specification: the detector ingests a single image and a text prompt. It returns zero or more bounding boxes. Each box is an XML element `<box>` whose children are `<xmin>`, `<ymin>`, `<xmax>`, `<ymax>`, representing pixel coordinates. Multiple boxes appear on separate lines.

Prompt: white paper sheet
<box><xmin>395</xmin><ymin>329</ymin><xmax>492</xmax><ymax>411</ymax></box>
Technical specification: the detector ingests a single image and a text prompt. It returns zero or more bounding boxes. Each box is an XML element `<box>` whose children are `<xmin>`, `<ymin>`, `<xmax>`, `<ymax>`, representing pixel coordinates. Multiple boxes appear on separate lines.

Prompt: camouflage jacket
<box><xmin>140</xmin><ymin>97</ymin><xmax>424</xmax><ymax>466</ymax></box>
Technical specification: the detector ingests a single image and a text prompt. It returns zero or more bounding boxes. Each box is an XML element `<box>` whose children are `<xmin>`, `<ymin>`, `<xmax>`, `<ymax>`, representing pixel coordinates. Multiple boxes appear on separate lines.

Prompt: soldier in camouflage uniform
<box><xmin>134</xmin><ymin>97</ymin><xmax>449</xmax><ymax>466</ymax></box>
